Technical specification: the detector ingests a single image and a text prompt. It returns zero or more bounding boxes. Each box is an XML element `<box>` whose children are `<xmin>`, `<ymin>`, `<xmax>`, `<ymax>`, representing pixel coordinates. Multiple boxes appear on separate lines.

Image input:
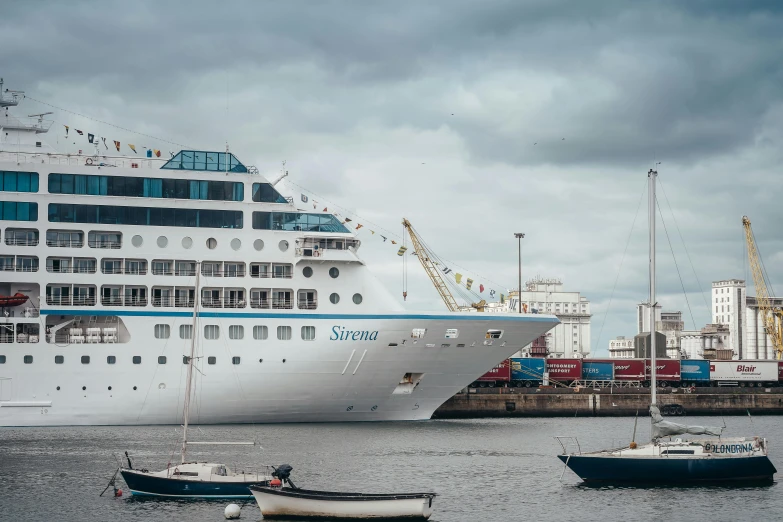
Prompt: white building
<box><xmin>637</xmin><ymin>302</ymin><xmax>661</xmax><ymax>335</ymax></box>
<box><xmin>679</xmin><ymin>330</ymin><xmax>703</xmax><ymax>359</ymax></box>
<box><xmin>745</xmin><ymin>296</ymin><xmax>783</xmax><ymax>359</ymax></box>
<box><xmin>637</xmin><ymin>304</ymin><xmax>683</xmax><ymax>358</ymax></box>
<box><xmin>608</xmin><ymin>336</ymin><xmax>634</xmax><ymax>359</ymax></box>
<box><xmin>712</xmin><ymin>280</ymin><xmax>747</xmax><ymax>358</ymax></box>
<box><xmin>508</xmin><ymin>277</ymin><xmax>591</xmax><ymax>358</ymax></box>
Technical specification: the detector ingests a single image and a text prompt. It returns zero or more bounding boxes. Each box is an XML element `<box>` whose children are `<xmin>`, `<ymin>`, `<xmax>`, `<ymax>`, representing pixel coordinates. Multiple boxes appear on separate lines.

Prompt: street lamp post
<box><xmin>514</xmin><ymin>233</ymin><xmax>525</xmax><ymax>314</ymax></box>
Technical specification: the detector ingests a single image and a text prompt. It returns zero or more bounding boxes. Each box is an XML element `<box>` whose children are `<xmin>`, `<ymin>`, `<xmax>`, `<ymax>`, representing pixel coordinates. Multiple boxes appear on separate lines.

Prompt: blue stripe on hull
<box><xmin>121</xmin><ymin>471</ymin><xmax>266</xmax><ymax>498</ymax></box>
<box><xmin>558</xmin><ymin>455</ymin><xmax>777</xmax><ymax>483</ymax></box>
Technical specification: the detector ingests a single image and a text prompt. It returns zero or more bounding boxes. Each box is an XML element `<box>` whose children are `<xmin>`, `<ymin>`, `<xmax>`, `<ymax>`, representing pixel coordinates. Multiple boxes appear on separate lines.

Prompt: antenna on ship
<box><xmin>271</xmin><ymin>160</ymin><xmax>289</xmax><ymax>186</ymax></box>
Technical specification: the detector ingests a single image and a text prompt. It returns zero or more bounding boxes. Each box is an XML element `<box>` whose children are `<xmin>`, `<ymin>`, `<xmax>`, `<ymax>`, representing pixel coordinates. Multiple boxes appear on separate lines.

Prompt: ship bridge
<box><xmin>162</xmin><ymin>150</ymin><xmax>248</xmax><ymax>173</ymax></box>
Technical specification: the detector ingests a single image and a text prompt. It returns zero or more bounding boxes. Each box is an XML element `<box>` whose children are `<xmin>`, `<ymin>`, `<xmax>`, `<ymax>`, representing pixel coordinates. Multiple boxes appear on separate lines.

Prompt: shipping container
<box><xmin>610</xmin><ymin>359</ymin><xmax>645</xmax><ymax>381</ymax></box>
<box><xmin>546</xmin><ymin>359</ymin><xmax>582</xmax><ymax>382</ymax></box>
<box><xmin>710</xmin><ymin>361</ymin><xmax>778</xmax><ymax>383</ymax></box>
<box><xmin>645</xmin><ymin>359</ymin><xmax>681</xmax><ymax>382</ymax></box>
<box><xmin>510</xmin><ymin>357</ymin><xmax>545</xmax><ymax>383</ymax></box>
<box><xmin>680</xmin><ymin>360</ymin><xmax>711</xmax><ymax>384</ymax></box>
<box><xmin>581</xmin><ymin>361</ymin><xmax>614</xmax><ymax>381</ymax></box>
<box><xmin>476</xmin><ymin>359</ymin><xmax>511</xmax><ymax>384</ymax></box>
<box><xmin>779</xmin><ymin>361</ymin><xmax>783</xmax><ymax>382</ymax></box>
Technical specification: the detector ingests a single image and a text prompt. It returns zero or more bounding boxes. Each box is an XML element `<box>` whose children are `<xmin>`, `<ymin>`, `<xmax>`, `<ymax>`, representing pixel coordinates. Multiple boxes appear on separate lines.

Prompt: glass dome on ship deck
<box><xmin>162</xmin><ymin>150</ymin><xmax>248</xmax><ymax>173</ymax></box>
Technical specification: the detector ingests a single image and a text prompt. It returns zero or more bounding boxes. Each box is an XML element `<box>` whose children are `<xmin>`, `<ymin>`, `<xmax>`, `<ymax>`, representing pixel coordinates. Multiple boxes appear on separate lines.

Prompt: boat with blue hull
<box><xmin>557</xmin><ymin>169</ymin><xmax>777</xmax><ymax>485</ymax></box>
<box><xmin>121</xmin><ymin>462</ymin><xmax>270</xmax><ymax>498</ymax></box>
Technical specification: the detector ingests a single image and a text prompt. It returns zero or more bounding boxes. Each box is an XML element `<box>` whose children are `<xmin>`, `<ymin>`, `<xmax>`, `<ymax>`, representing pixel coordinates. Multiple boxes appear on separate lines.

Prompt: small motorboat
<box><xmin>0</xmin><ymin>293</ymin><xmax>29</xmax><ymax>307</ymax></box>
<box><xmin>249</xmin><ymin>465</ymin><xmax>436</xmax><ymax>520</ymax></box>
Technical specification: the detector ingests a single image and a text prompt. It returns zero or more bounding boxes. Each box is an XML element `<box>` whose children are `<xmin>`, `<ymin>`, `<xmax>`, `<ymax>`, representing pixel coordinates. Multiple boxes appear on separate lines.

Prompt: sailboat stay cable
<box><xmin>594</xmin><ymin>179</ymin><xmax>647</xmax><ymax>354</ymax></box>
<box><xmin>181</xmin><ymin>262</ymin><xmax>201</xmax><ymax>464</ymax></box>
<box><xmin>657</xmin><ymin>178</ymin><xmax>710</xmax><ymax>314</ymax></box>
<box><xmin>656</xmin><ymin>197</ymin><xmax>697</xmax><ymax>331</ymax></box>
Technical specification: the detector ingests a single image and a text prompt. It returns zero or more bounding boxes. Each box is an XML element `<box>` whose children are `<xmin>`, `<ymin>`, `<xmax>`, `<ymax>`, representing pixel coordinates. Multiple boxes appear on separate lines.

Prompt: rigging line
<box><xmin>23</xmin><ymin>95</ymin><xmax>194</xmax><ymax>149</ymax></box>
<box><xmin>657</xmin><ymin>178</ymin><xmax>710</xmax><ymax>313</ymax></box>
<box><xmin>657</xmin><ymin>196</ymin><xmax>697</xmax><ymax>331</ymax></box>
<box><xmin>595</xmin><ymin>179</ymin><xmax>647</xmax><ymax>354</ymax></box>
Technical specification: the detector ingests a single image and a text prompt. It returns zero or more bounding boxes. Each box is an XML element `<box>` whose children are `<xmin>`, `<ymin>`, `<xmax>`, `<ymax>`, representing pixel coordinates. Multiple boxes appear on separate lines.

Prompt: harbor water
<box><xmin>1</xmin><ymin>417</ymin><xmax>781</xmax><ymax>521</ymax></box>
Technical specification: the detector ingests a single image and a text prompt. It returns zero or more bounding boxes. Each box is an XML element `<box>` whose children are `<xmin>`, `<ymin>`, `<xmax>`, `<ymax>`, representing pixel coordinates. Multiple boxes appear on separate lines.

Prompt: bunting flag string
<box><xmin>64</xmin><ymin>125</ymin><xmax>69</xmax><ymax>136</ymax></box>
<box><xmin>113</xmin><ymin>140</ymin><xmax>120</xmax><ymax>152</ymax></box>
<box><xmin>128</xmin><ymin>144</ymin><xmax>137</xmax><ymax>153</ymax></box>
<box><xmin>101</xmin><ymin>137</ymin><xmax>108</xmax><ymax>150</ymax></box>
<box><xmin>88</xmin><ymin>133</ymin><xmax>95</xmax><ymax>143</ymax></box>
<box><xmin>397</xmin><ymin>246</ymin><xmax>408</xmax><ymax>256</ymax></box>
<box><xmin>76</xmin><ymin>129</ymin><xmax>83</xmax><ymax>135</ymax></box>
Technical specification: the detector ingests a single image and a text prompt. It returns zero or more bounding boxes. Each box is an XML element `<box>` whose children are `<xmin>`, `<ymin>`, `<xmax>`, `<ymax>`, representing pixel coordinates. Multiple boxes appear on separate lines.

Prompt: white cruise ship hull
<box><xmin>0</xmin><ymin>311</ymin><xmax>556</xmax><ymax>426</ymax></box>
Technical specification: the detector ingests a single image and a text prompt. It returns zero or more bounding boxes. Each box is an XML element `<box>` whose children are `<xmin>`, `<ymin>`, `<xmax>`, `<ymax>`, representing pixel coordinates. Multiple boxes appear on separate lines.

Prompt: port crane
<box><xmin>401</xmin><ymin>218</ymin><xmax>486</xmax><ymax>312</ymax></box>
<box><xmin>742</xmin><ymin>215</ymin><xmax>783</xmax><ymax>359</ymax></box>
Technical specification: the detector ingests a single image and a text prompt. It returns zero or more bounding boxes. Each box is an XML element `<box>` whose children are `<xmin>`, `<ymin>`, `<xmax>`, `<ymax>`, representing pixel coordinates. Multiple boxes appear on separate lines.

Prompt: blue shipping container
<box><xmin>582</xmin><ymin>361</ymin><xmax>614</xmax><ymax>381</ymax></box>
<box><xmin>510</xmin><ymin>358</ymin><xmax>545</xmax><ymax>381</ymax></box>
<box><xmin>680</xmin><ymin>360</ymin><xmax>710</xmax><ymax>382</ymax></box>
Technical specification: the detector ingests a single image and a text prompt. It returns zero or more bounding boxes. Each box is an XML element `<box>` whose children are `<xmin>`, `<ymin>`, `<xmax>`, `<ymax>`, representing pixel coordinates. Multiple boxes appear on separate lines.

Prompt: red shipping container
<box><xmin>546</xmin><ymin>359</ymin><xmax>582</xmax><ymax>380</ymax></box>
<box><xmin>477</xmin><ymin>359</ymin><xmax>511</xmax><ymax>382</ymax></box>
<box><xmin>645</xmin><ymin>359</ymin><xmax>681</xmax><ymax>381</ymax></box>
<box><xmin>606</xmin><ymin>359</ymin><xmax>645</xmax><ymax>380</ymax></box>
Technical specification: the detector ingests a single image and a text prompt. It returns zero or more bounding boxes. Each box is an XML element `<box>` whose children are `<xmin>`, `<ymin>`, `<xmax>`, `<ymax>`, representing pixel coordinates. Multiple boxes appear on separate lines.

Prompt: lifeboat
<box><xmin>0</xmin><ymin>293</ymin><xmax>29</xmax><ymax>307</ymax></box>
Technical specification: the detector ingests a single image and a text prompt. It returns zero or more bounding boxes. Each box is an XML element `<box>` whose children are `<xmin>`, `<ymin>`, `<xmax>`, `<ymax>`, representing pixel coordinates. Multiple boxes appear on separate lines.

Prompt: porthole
<box><xmin>157</xmin><ymin>236</ymin><xmax>168</xmax><ymax>248</ymax></box>
<box><xmin>206</xmin><ymin>237</ymin><xmax>217</xmax><ymax>250</ymax></box>
<box><xmin>56</xmin><ymin>386</ymin><xmax>60</xmax><ymax>391</ymax></box>
<box><xmin>108</xmin><ymin>386</ymin><xmax>112</xmax><ymax>391</ymax></box>
<box><xmin>133</xmin><ymin>386</ymin><xmax>137</xmax><ymax>390</ymax></box>
<box><xmin>182</xmin><ymin>236</ymin><xmax>193</xmax><ymax>249</ymax></box>
<box><xmin>329</xmin><ymin>267</ymin><xmax>339</xmax><ymax>278</ymax></box>
<box><xmin>282</xmin><ymin>358</ymin><xmax>286</xmax><ymax>363</ymax></box>
<box><xmin>302</xmin><ymin>266</ymin><xmax>313</xmax><ymax>278</ymax></box>
<box><xmin>253</xmin><ymin>239</ymin><xmax>264</xmax><ymax>251</ymax></box>
<box><xmin>131</xmin><ymin>235</ymin><xmax>143</xmax><ymax>247</ymax></box>
<box><xmin>231</xmin><ymin>238</ymin><xmax>242</xmax><ymax>251</ymax></box>
<box><xmin>352</xmin><ymin>293</ymin><xmax>363</xmax><ymax>305</ymax></box>
<box><xmin>82</xmin><ymin>386</ymin><xmax>86</xmax><ymax>391</ymax></box>
<box><xmin>278</xmin><ymin>240</ymin><xmax>289</xmax><ymax>252</ymax></box>
<box><xmin>259</xmin><ymin>358</ymin><xmax>263</xmax><ymax>363</ymax></box>
<box><xmin>330</xmin><ymin>293</ymin><xmax>340</xmax><ymax>304</ymax></box>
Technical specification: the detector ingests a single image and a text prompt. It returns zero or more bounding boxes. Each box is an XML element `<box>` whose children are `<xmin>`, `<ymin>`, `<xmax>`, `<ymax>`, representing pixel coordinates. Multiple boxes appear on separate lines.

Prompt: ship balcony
<box><xmin>46</xmin><ymin>238</ymin><xmax>84</xmax><ymax>248</ymax></box>
<box><xmin>295</xmin><ymin>237</ymin><xmax>360</xmax><ymax>258</ymax></box>
<box><xmin>46</xmin><ymin>295</ymin><xmax>97</xmax><ymax>306</ymax></box>
<box><xmin>175</xmin><ymin>297</ymin><xmax>195</xmax><ymax>308</ymax></box>
<box><xmin>272</xmin><ymin>299</ymin><xmax>293</xmax><ymax>310</ymax></box>
<box><xmin>250</xmin><ymin>298</ymin><xmax>271</xmax><ymax>309</ymax></box>
<box><xmin>297</xmin><ymin>299</ymin><xmax>317</xmax><ymax>310</ymax></box>
<box><xmin>201</xmin><ymin>296</ymin><xmax>246</xmax><ymax>309</ymax></box>
<box><xmin>200</xmin><ymin>268</ymin><xmax>246</xmax><ymax>278</ymax></box>
<box><xmin>46</xmin><ymin>265</ymin><xmax>97</xmax><ymax>274</ymax></box>
<box><xmin>4</xmin><ymin>237</ymin><xmax>39</xmax><ymax>247</ymax></box>
<box><xmin>88</xmin><ymin>239</ymin><xmax>122</xmax><ymax>249</ymax></box>
<box><xmin>100</xmin><ymin>296</ymin><xmax>146</xmax><ymax>307</ymax></box>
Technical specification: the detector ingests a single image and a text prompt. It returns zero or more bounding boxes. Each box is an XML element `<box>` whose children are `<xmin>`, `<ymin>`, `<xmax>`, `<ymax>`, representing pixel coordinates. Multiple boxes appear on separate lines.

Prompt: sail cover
<box><xmin>650</xmin><ymin>405</ymin><xmax>724</xmax><ymax>439</ymax></box>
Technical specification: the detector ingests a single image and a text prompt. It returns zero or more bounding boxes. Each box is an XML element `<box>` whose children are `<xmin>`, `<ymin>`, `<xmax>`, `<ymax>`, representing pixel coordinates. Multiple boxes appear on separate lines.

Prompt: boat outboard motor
<box><xmin>272</xmin><ymin>464</ymin><xmax>296</xmax><ymax>489</ymax></box>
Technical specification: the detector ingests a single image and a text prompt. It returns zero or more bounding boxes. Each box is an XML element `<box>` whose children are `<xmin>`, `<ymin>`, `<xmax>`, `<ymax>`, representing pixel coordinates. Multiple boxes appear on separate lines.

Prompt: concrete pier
<box><xmin>433</xmin><ymin>388</ymin><xmax>783</xmax><ymax>418</ymax></box>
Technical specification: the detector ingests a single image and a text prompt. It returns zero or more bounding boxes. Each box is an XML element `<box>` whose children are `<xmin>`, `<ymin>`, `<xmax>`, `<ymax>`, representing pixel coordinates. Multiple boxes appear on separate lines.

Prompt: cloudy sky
<box><xmin>4</xmin><ymin>1</ymin><xmax>783</xmax><ymax>355</ymax></box>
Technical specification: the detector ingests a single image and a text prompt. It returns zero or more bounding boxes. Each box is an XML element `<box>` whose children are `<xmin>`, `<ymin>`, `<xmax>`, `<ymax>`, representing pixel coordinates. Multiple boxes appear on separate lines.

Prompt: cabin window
<box><xmin>329</xmin><ymin>267</ymin><xmax>340</xmax><ymax>279</ymax></box>
<box><xmin>486</xmin><ymin>329</ymin><xmax>503</xmax><ymax>339</ymax></box>
<box><xmin>232</xmin><ymin>356</ymin><xmax>240</xmax><ymax>365</ymax></box>
<box><xmin>277</xmin><ymin>326</ymin><xmax>292</xmax><ymax>341</ymax></box>
<box><xmin>302</xmin><ymin>266</ymin><xmax>313</xmax><ymax>278</ymax></box>
<box><xmin>253</xmin><ymin>325</ymin><xmax>268</xmax><ymax>340</ymax></box>
<box><xmin>133</xmin><ymin>356</ymin><xmax>141</xmax><ymax>364</ymax></box>
<box><xmin>229</xmin><ymin>325</ymin><xmax>244</xmax><ymax>340</ymax></box>
<box><xmin>329</xmin><ymin>293</ymin><xmax>340</xmax><ymax>304</ymax></box>
<box><xmin>179</xmin><ymin>325</ymin><xmax>193</xmax><ymax>339</ymax></box>
<box><xmin>158</xmin><ymin>356</ymin><xmax>167</xmax><ymax>364</ymax></box>
<box><xmin>352</xmin><ymin>293</ymin><xmax>363</xmax><ymax>305</ymax></box>
<box><xmin>0</xmin><ymin>355</ymin><xmax>5</xmax><ymax>364</ymax></box>
<box><xmin>55</xmin><ymin>355</ymin><xmax>64</xmax><ymax>364</ymax></box>
<box><xmin>81</xmin><ymin>356</ymin><xmax>90</xmax><ymax>364</ymax></box>
<box><xmin>208</xmin><ymin>356</ymin><xmax>216</xmax><ymax>365</ymax></box>
<box><xmin>154</xmin><ymin>324</ymin><xmax>170</xmax><ymax>339</ymax></box>
<box><xmin>301</xmin><ymin>326</ymin><xmax>316</xmax><ymax>341</ymax></box>
<box><xmin>204</xmin><ymin>325</ymin><xmax>220</xmax><ymax>340</ymax></box>
<box><xmin>107</xmin><ymin>356</ymin><xmax>116</xmax><ymax>364</ymax></box>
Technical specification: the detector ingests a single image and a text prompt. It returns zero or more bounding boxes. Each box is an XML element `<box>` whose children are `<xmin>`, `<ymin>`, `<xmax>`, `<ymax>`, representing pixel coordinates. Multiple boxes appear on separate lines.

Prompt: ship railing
<box><xmin>554</xmin><ymin>436</ymin><xmax>582</xmax><ymax>455</ymax></box>
<box><xmin>4</xmin><ymin>237</ymin><xmax>39</xmax><ymax>246</ymax></box>
<box><xmin>15</xmin><ymin>333</ymin><xmax>40</xmax><ymax>343</ymax></box>
<box><xmin>88</xmin><ymin>239</ymin><xmax>122</xmax><ymax>249</ymax></box>
<box><xmin>272</xmin><ymin>272</ymin><xmax>293</xmax><ymax>279</ymax></box>
<box><xmin>47</xmin><ymin>265</ymin><xmax>97</xmax><ymax>274</ymax></box>
<box><xmin>124</xmin><ymin>268</ymin><xmax>148</xmax><ymax>275</ymax></box>
<box><xmin>152</xmin><ymin>296</ymin><xmax>174</xmax><ymax>307</ymax></box>
<box><xmin>100</xmin><ymin>296</ymin><xmax>123</xmax><ymax>306</ymax></box>
<box><xmin>201</xmin><ymin>297</ymin><xmax>247</xmax><ymax>308</ymax></box>
<box><xmin>0</xmin><ymin>334</ymin><xmax>14</xmax><ymax>344</ymax></box>
<box><xmin>45</xmin><ymin>239</ymin><xmax>84</xmax><ymax>248</ymax></box>
<box><xmin>0</xmin><ymin>264</ymin><xmax>15</xmax><ymax>272</ymax></box>
<box><xmin>249</xmin><ymin>270</ymin><xmax>271</xmax><ymax>278</ymax></box>
<box><xmin>297</xmin><ymin>299</ymin><xmax>317</xmax><ymax>310</ymax></box>
<box><xmin>200</xmin><ymin>269</ymin><xmax>246</xmax><ymax>278</ymax></box>
<box><xmin>102</xmin><ymin>267</ymin><xmax>124</xmax><ymax>275</ymax></box>
<box><xmin>250</xmin><ymin>298</ymin><xmax>271</xmax><ymax>309</ymax></box>
<box><xmin>175</xmin><ymin>269</ymin><xmax>197</xmax><ymax>277</ymax></box>
<box><xmin>0</xmin><ymin>151</ymin><xmax>168</xmax><ymax>169</ymax></box>
<box><xmin>175</xmin><ymin>297</ymin><xmax>195</xmax><ymax>308</ymax></box>
<box><xmin>151</xmin><ymin>268</ymin><xmax>174</xmax><ymax>276</ymax></box>
<box><xmin>272</xmin><ymin>299</ymin><xmax>293</xmax><ymax>310</ymax></box>
<box><xmin>124</xmin><ymin>296</ymin><xmax>147</xmax><ymax>307</ymax></box>
<box><xmin>15</xmin><ymin>264</ymin><xmax>39</xmax><ymax>273</ymax></box>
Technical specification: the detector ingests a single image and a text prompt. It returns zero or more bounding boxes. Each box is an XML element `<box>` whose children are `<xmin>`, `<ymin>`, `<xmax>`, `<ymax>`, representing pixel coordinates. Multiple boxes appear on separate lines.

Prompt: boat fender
<box><xmin>270</xmin><ymin>478</ymin><xmax>282</xmax><ymax>487</ymax></box>
<box><xmin>629</xmin><ymin>442</ymin><xmax>637</xmax><ymax>449</ymax></box>
<box><xmin>114</xmin><ymin>488</ymin><xmax>122</xmax><ymax>497</ymax></box>
<box><xmin>224</xmin><ymin>504</ymin><xmax>241</xmax><ymax>519</ymax></box>
<box><xmin>86</xmin><ymin>157</ymin><xmax>94</xmax><ymax>165</ymax></box>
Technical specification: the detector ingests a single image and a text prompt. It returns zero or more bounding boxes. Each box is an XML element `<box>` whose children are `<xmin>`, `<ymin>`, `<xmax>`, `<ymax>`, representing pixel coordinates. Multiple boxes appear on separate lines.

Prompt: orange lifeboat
<box><xmin>0</xmin><ymin>293</ymin><xmax>29</xmax><ymax>307</ymax></box>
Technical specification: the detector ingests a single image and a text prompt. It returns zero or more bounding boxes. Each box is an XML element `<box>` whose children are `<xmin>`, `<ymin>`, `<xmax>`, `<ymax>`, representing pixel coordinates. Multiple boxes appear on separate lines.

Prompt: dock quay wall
<box><xmin>433</xmin><ymin>388</ymin><xmax>783</xmax><ymax>418</ymax></box>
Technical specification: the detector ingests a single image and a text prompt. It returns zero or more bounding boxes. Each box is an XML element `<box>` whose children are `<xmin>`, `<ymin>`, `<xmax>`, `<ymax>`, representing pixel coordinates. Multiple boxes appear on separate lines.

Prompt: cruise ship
<box><xmin>0</xmin><ymin>83</ymin><xmax>558</xmax><ymax>426</ymax></box>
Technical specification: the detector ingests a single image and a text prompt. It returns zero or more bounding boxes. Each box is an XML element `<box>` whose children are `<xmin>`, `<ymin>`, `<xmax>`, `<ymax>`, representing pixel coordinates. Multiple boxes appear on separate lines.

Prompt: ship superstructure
<box><xmin>0</xmin><ymin>85</ymin><xmax>558</xmax><ymax>426</ymax></box>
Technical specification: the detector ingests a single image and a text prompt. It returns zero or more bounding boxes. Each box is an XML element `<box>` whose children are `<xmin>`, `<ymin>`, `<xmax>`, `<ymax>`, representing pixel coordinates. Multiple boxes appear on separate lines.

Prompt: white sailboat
<box><xmin>120</xmin><ymin>263</ymin><xmax>272</xmax><ymax>498</ymax></box>
<box><xmin>557</xmin><ymin>169</ymin><xmax>777</xmax><ymax>484</ymax></box>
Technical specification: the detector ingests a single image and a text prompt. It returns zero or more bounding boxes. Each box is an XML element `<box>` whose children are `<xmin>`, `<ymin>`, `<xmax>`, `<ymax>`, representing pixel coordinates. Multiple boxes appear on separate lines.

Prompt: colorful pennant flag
<box><xmin>466</xmin><ymin>278</ymin><xmax>473</xmax><ymax>290</ymax></box>
<box><xmin>301</xmin><ymin>194</ymin><xmax>308</xmax><ymax>203</ymax></box>
<box><xmin>489</xmin><ymin>289</ymin><xmax>496</xmax><ymax>298</ymax></box>
<box><xmin>76</xmin><ymin>129</ymin><xmax>83</xmax><ymax>135</ymax></box>
<box><xmin>411</xmin><ymin>251</ymin><xmax>418</xmax><ymax>256</ymax></box>
<box><xmin>381</xmin><ymin>235</ymin><xmax>387</xmax><ymax>242</ymax></box>
<box><xmin>442</xmin><ymin>267</ymin><xmax>452</xmax><ymax>274</ymax></box>
<box><xmin>101</xmin><ymin>137</ymin><xmax>108</xmax><ymax>150</ymax></box>
<box><xmin>370</xmin><ymin>230</ymin><xmax>375</xmax><ymax>235</ymax></box>
<box><xmin>64</xmin><ymin>125</ymin><xmax>69</xmax><ymax>136</ymax></box>
<box><xmin>323</xmin><ymin>207</ymin><xmax>327</xmax><ymax>212</ymax></box>
<box><xmin>455</xmin><ymin>273</ymin><xmax>462</xmax><ymax>284</ymax></box>
<box><xmin>355</xmin><ymin>224</ymin><xmax>363</xmax><ymax>230</ymax></box>
<box><xmin>480</xmin><ymin>284</ymin><xmax>484</xmax><ymax>293</ymax></box>
<box><xmin>88</xmin><ymin>133</ymin><xmax>95</xmax><ymax>143</ymax></box>
<box><xmin>153</xmin><ymin>149</ymin><xmax>161</xmax><ymax>158</ymax></box>
<box><xmin>344</xmin><ymin>218</ymin><xmax>352</xmax><ymax>222</ymax></box>
<box><xmin>391</xmin><ymin>240</ymin><xmax>397</xmax><ymax>245</ymax></box>
<box><xmin>397</xmin><ymin>246</ymin><xmax>408</xmax><ymax>256</ymax></box>
<box><xmin>113</xmin><ymin>140</ymin><xmax>120</xmax><ymax>152</ymax></box>
<box><xmin>500</xmin><ymin>294</ymin><xmax>505</xmax><ymax>304</ymax></box>
<box><xmin>128</xmin><ymin>144</ymin><xmax>137</xmax><ymax>153</ymax></box>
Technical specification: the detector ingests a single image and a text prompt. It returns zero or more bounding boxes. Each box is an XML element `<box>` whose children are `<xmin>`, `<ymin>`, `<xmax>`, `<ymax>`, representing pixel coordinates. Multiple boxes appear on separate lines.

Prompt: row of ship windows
<box><xmin>0</xmin><ymin>202</ymin><xmax>350</xmax><ymax>233</ymax></box>
<box><xmin>0</xmin><ymin>355</ymin><xmax>271</xmax><ymax>366</ymax></box>
<box><xmin>156</xmin><ymin>324</ymin><xmax>314</xmax><ymax>341</ymax></box>
<box><xmin>44</xmin><ymin>285</ymin><xmax>362</xmax><ymax>309</ymax></box>
<box><xmin>1</xmin><ymin>170</ymin><xmax>289</xmax><ymax>204</ymax></box>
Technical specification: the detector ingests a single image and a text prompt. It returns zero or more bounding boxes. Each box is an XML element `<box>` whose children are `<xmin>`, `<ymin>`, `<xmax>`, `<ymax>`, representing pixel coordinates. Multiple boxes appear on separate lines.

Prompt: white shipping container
<box><xmin>710</xmin><ymin>361</ymin><xmax>778</xmax><ymax>382</ymax></box>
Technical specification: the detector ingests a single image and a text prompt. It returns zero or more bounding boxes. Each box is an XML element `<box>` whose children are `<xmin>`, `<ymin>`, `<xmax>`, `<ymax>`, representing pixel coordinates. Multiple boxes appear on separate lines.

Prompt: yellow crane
<box><xmin>402</xmin><ymin>218</ymin><xmax>486</xmax><ymax>312</ymax></box>
<box><xmin>742</xmin><ymin>215</ymin><xmax>783</xmax><ymax>359</ymax></box>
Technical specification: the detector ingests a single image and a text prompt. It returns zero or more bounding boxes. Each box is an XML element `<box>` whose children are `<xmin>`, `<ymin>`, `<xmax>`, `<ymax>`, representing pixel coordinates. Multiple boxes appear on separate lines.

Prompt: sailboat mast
<box><xmin>648</xmin><ymin>169</ymin><xmax>657</xmax><ymax>407</ymax></box>
<box><xmin>181</xmin><ymin>262</ymin><xmax>201</xmax><ymax>464</ymax></box>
